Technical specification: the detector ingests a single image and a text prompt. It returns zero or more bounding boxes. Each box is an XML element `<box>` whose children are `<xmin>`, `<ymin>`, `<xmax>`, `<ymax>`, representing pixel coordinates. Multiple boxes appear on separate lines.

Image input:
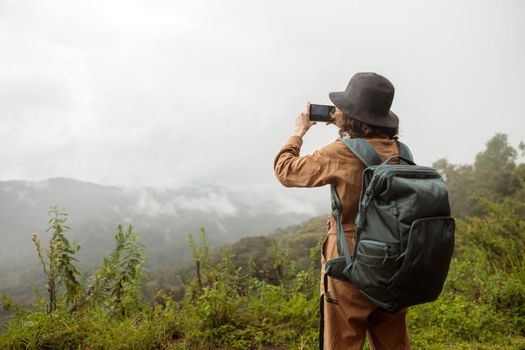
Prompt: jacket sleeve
<box><xmin>273</xmin><ymin>135</ymin><xmax>334</xmax><ymax>187</ymax></box>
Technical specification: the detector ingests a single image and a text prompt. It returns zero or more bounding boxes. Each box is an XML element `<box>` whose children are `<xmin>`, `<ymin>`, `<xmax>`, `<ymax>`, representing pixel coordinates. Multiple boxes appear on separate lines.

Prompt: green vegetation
<box><xmin>1</xmin><ymin>133</ymin><xmax>525</xmax><ymax>349</ymax></box>
<box><xmin>1</xmin><ymin>214</ymin><xmax>321</xmax><ymax>349</ymax></box>
<box><xmin>433</xmin><ymin>133</ymin><xmax>525</xmax><ymax>218</ymax></box>
<box><xmin>32</xmin><ymin>207</ymin><xmax>82</xmax><ymax>314</ymax></box>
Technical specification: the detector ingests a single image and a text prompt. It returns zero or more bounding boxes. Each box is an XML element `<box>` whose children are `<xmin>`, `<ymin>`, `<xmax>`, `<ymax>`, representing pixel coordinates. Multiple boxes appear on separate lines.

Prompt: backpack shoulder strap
<box><xmin>397</xmin><ymin>141</ymin><xmax>414</xmax><ymax>164</ymax></box>
<box><xmin>339</xmin><ymin>138</ymin><xmax>382</xmax><ymax>167</ymax></box>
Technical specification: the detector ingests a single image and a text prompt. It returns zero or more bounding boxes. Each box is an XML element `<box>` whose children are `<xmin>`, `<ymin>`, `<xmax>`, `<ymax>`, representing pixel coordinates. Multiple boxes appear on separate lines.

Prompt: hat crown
<box><xmin>329</xmin><ymin>72</ymin><xmax>399</xmax><ymax>128</ymax></box>
<box><xmin>345</xmin><ymin>73</ymin><xmax>394</xmax><ymax>115</ymax></box>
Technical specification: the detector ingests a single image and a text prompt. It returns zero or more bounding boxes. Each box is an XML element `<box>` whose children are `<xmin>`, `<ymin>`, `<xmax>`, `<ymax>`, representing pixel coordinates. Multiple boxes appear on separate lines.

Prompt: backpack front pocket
<box><xmin>351</xmin><ymin>240</ymin><xmax>401</xmax><ymax>305</ymax></box>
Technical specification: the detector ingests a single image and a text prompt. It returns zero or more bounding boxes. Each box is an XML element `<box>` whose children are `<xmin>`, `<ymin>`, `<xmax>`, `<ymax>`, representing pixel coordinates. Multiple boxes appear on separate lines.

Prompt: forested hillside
<box><xmin>1</xmin><ymin>133</ymin><xmax>524</xmax><ymax>349</ymax></box>
<box><xmin>0</xmin><ymin>180</ymin><xmax>319</xmax><ymax>305</ymax></box>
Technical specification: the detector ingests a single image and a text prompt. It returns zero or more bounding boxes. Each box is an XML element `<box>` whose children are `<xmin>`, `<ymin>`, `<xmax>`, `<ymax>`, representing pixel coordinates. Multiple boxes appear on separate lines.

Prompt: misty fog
<box><xmin>0</xmin><ymin>0</ymin><xmax>524</xmax><ymax>304</ymax></box>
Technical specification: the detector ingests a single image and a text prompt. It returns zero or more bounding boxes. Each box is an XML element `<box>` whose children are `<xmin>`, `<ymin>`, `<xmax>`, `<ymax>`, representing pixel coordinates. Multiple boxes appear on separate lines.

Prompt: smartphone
<box><xmin>309</xmin><ymin>104</ymin><xmax>334</xmax><ymax>122</ymax></box>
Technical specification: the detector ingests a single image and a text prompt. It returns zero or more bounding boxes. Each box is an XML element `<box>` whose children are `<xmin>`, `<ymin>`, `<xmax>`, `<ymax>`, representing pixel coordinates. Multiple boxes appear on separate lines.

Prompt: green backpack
<box><xmin>324</xmin><ymin>138</ymin><xmax>455</xmax><ymax>312</ymax></box>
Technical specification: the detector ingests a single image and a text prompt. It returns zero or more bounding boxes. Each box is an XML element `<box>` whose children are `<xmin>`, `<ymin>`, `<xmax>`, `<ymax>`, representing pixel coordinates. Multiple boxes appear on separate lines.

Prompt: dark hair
<box><xmin>340</xmin><ymin>114</ymin><xmax>398</xmax><ymax>140</ymax></box>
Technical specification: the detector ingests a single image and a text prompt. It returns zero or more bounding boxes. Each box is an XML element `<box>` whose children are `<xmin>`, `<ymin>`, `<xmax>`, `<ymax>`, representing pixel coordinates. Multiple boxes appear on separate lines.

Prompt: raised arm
<box><xmin>273</xmin><ymin>102</ymin><xmax>334</xmax><ymax>188</ymax></box>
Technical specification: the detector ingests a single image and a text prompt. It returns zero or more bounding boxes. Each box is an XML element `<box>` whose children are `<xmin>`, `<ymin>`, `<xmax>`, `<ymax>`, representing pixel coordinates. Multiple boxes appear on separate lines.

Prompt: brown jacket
<box><xmin>274</xmin><ymin>135</ymin><xmax>400</xmax><ymax>253</ymax></box>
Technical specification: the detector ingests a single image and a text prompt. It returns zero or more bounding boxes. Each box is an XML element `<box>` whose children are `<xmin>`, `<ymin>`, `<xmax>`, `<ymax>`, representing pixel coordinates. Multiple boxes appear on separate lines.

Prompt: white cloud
<box><xmin>126</xmin><ymin>187</ymin><xmax>238</xmax><ymax>217</ymax></box>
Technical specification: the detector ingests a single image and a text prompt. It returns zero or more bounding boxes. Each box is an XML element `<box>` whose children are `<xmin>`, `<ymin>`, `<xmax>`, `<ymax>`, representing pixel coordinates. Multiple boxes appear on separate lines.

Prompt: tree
<box><xmin>433</xmin><ymin>159</ymin><xmax>477</xmax><ymax>217</ymax></box>
<box><xmin>434</xmin><ymin>133</ymin><xmax>522</xmax><ymax>217</ymax></box>
<box><xmin>473</xmin><ymin>133</ymin><xmax>520</xmax><ymax>199</ymax></box>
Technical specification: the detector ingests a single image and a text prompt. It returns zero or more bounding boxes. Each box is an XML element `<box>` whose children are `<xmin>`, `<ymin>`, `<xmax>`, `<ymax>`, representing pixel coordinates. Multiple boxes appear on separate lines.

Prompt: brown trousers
<box><xmin>321</xmin><ymin>233</ymin><xmax>411</xmax><ymax>350</ymax></box>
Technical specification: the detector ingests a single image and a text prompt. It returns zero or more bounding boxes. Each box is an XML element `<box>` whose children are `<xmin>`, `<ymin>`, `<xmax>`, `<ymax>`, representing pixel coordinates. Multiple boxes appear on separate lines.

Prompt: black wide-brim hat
<box><xmin>329</xmin><ymin>72</ymin><xmax>399</xmax><ymax>128</ymax></box>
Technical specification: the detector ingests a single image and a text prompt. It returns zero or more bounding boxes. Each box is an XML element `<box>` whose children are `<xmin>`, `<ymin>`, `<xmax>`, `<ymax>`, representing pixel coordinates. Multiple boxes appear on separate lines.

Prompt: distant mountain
<box><xmin>0</xmin><ymin>178</ymin><xmax>326</xmax><ymax>302</ymax></box>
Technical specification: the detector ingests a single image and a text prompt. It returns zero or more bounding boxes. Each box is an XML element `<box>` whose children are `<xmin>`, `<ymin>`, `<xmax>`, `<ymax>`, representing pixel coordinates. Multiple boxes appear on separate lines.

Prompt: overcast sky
<box><xmin>1</xmin><ymin>0</ymin><xmax>524</xmax><ymax>194</ymax></box>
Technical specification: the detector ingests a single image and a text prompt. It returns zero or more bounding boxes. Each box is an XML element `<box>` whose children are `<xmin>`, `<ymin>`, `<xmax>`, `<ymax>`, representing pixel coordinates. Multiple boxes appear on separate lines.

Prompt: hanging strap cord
<box><xmin>323</xmin><ymin>267</ymin><xmax>339</xmax><ymax>305</ymax></box>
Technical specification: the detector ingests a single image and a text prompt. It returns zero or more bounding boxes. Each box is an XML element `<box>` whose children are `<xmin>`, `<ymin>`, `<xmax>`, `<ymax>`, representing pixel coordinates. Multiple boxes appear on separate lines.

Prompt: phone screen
<box><xmin>310</xmin><ymin>104</ymin><xmax>334</xmax><ymax>122</ymax></box>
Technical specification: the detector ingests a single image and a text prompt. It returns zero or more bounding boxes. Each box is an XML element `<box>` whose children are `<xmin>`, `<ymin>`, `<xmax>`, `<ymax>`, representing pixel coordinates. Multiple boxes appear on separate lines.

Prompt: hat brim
<box><xmin>329</xmin><ymin>91</ymin><xmax>399</xmax><ymax>129</ymax></box>
<box><xmin>329</xmin><ymin>91</ymin><xmax>346</xmax><ymax>114</ymax></box>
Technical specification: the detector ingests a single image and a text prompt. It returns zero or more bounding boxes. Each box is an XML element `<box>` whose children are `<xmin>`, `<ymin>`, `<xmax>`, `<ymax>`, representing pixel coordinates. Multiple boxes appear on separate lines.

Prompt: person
<box><xmin>273</xmin><ymin>72</ymin><xmax>411</xmax><ymax>350</ymax></box>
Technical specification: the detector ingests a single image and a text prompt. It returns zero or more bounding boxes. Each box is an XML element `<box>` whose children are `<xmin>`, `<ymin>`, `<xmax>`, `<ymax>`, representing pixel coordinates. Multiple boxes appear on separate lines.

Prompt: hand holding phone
<box><xmin>292</xmin><ymin>102</ymin><xmax>316</xmax><ymax>138</ymax></box>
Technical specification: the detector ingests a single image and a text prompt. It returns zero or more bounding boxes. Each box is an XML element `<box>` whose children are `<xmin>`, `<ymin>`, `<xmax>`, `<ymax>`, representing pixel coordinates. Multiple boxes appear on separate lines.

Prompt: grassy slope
<box><xmin>1</xmin><ymin>209</ymin><xmax>525</xmax><ymax>349</ymax></box>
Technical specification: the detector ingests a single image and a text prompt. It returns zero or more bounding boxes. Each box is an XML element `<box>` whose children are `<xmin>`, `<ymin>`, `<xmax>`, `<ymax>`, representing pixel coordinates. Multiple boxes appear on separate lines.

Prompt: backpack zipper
<box><xmin>375</xmin><ymin>167</ymin><xmax>440</xmax><ymax>180</ymax></box>
<box><xmin>359</xmin><ymin>239</ymin><xmax>387</xmax><ymax>247</ymax></box>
